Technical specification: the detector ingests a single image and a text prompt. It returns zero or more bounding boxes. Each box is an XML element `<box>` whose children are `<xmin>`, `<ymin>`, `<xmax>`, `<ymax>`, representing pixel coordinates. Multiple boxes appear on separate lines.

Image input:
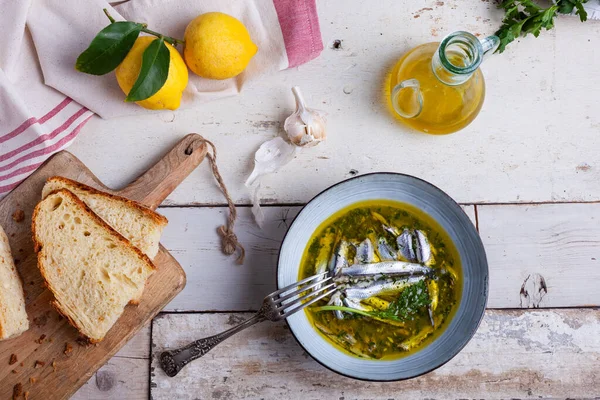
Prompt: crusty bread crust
<box><xmin>44</xmin><ymin>176</ymin><xmax>168</xmax><ymax>226</ymax></box>
<box><xmin>0</xmin><ymin>224</ymin><xmax>29</xmax><ymax>341</ymax></box>
<box><xmin>0</xmin><ymin>270</ymin><xmax>28</xmax><ymax>341</ymax></box>
<box><xmin>49</xmin><ymin>300</ymin><xmax>102</xmax><ymax>343</ymax></box>
<box><xmin>32</xmin><ymin>189</ymin><xmax>156</xmax><ymax>342</ymax></box>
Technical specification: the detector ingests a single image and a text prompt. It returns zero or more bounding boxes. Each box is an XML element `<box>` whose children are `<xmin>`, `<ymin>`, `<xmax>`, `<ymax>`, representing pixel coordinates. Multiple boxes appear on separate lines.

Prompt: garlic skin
<box><xmin>284</xmin><ymin>86</ymin><xmax>327</xmax><ymax>147</ymax></box>
<box><xmin>245</xmin><ymin>137</ymin><xmax>297</xmax><ymax>187</ymax></box>
<box><xmin>245</xmin><ymin>136</ymin><xmax>297</xmax><ymax>228</ymax></box>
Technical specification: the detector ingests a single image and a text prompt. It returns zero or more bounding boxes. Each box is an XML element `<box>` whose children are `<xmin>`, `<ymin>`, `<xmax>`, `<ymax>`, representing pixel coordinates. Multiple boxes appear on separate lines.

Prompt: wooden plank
<box><xmin>70</xmin><ymin>1</ymin><xmax>600</xmax><ymax>206</ymax></box>
<box><xmin>111</xmin><ymin>323</ymin><xmax>151</xmax><ymax>360</ymax></box>
<box><xmin>160</xmin><ymin>205</ymin><xmax>475</xmax><ymax>311</ymax></box>
<box><xmin>71</xmin><ymin>358</ymin><xmax>148</xmax><ymax>400</ymax></box>
<box><xmin>150</xmin><ymin>309</ymin><xmax>600</xmax><ymax>399</ymax></box>
<box><xmin>0</xmin><ymin>135</ymin><xmax>206</xmax><ymax>399</ymax></box>
<box><xmin>462</xmin><ymin>204</ymin><xmax>476</xmax><ymax>229</ymax></box>
<box><xmin>72</xmin><ymin>326</ymin><xmax>150</xmax><ymax>400</ymax></box>
<box><xmin>479</xmin><ymin>203</ymin><xmax>600</xmax><ymax>308</ymax></box>
<box><xmin>160</xmin><ymin>206</ymin><xmax>299</xmax><ymax>311</ymax></box>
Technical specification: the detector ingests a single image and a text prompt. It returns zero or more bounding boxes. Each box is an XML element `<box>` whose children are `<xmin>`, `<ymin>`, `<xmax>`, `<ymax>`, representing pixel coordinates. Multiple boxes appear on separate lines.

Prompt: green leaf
<box><xmin>494</xmin><ymin>0</ymin><xmax>589</xmax><ymax>53</ymax></box>
<box><xmin>574</xmin><ymin>1</ymin><xmax>588</xmax><ymax>21</ymax></box>
<box><xmin>383</xmin><ymin>280</ymin><xmax>430</xmax><ymax>321</ymax></box>
<box><xmin>125</xmin><ymin>37</ymin><xmax>170</xmax><ymax>102</ymax></box>
<box><xmin>557</xmin><ymin>0</ymin><xmax>576</xmax><ymax>14</ymax></box>
<box><xmin>76</xmin><ymin>21</ymin><xmax>143</xmax><ymax>75</ymax></box>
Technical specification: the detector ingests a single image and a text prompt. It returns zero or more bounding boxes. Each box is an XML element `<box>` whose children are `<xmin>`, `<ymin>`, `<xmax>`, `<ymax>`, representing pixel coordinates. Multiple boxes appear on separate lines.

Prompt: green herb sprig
<box><xmin>76</xmin><ymin>9</ymin><xmax>184</xmax><ymax>102</ymax></box>
<box><xmin>495</xmin><ymin>0</ymin><xmax>588</xmax><ymax>53</ymax></box>
<box><xmin>314</xmin><ymin>280</ymin><xmax>431</xmax><ymax>322</ymax></box>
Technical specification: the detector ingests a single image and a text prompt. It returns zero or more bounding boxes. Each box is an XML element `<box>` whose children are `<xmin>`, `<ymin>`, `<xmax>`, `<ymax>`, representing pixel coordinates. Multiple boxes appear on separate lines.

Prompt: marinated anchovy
<box><xmin>382</xmin><ymin>224</ymin><xmax>401</xmax><ymax>236</ymax></box>
<box><xmin>414</xmin><ymin>230</ymin><xmax>431</xmax><ymax>264</ymax></box>
<box><xmin>400</xmin><ymin>325</ymin><xmax>434</xmax><ymax>351</ymax></box>
<box><xmin>343</xmin><ymin>297</ymin><xmax>371</xmax><ymax>312</ymax></box>
<box><xmin>354</xmin><ymin>238</ymin><xmax>376</xmax><ymax>264</ymax></box>
<box><xmin>339</xmin><ymin>261</ymin><xmax>432</xmax><ymax>278</ymax></box>
<box><xmin>376</xmin><ymin>237</ymin><xmax>397</xmax><ymax>261</ymax></box>
<box><xmin>327</xmin><ymin>291</ymin><xmax>345</xmax><ymax>319</ymax></box>
<box><xmin>427</xmin><ymin>279</ymin><xmax>439</xmax><ymax>311</ymax></box>
<box><xmin>328</xmin><ymin>240</ymin><xmax>350</xmax><ymax>277</ymax></box>
<box><xmin>333</xmin><ymin>276</ymin><xmax>377</xmax><ymax>286</ymax></box>
<box><xmin>313</xmin><ymin>322</ymin><xmax>370</xmax><ymax>358</ymax></box>
<box><xmin>397</xmin><ymin>229</ymin><xmax>416</xmax><ymax>261</ymax></box>
<box><xmin>314</xmin><ymin>260</ymin><xmax>328</xmax><ymax>290</ymax></box>
<box><xmin>344</xmin><ymin>276</ymin><xmax>425</xmax><ymax>300</ymax></box>
<box><xmin>397</xmin><ymin>229</ymin><xmax>432</xmax><ymax>264</ymax></box>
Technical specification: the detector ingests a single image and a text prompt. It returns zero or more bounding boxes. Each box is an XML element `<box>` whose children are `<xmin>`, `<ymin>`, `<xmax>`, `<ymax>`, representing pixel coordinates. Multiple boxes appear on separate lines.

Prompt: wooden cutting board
<box><xmin>0</xmin><ymin>133</ymin><xmax>207</xmax><ymax>399</ymax></box>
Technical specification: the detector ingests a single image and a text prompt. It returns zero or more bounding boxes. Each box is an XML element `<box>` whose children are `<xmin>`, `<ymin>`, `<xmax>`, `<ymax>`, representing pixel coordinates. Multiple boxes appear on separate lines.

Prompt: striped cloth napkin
<box><xmin>0</xmin><ymin>0</ymin><xmax>323</xmax><ymax>198</ymax></box>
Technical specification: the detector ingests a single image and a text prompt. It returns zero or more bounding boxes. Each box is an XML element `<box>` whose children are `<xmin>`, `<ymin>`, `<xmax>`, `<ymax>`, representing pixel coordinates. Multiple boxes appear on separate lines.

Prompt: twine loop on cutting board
<box><xmin>198</xmin><ymin>139</ymin><xmax>245</xmax><ymax>264</ymax></box>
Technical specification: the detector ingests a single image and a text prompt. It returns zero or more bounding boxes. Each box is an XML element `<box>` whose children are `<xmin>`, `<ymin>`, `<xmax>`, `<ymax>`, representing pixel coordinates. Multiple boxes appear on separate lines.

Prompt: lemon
<box><xmin>183</xmin><ymin>12</ymin><xmax>258</xmax><ymax>80</ymax></box>
<box><xmin>116</xmin><ymin>36</ymin><xmax>188</xmax><ymax>110</ymax></box>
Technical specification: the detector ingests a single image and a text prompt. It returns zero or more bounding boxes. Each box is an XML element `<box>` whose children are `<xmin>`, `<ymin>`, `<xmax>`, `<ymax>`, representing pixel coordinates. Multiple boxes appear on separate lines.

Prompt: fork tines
<box><xmin>267</xmin><ymin>272</ymin><xmax>337</xmax><ymax>320</ymax></box>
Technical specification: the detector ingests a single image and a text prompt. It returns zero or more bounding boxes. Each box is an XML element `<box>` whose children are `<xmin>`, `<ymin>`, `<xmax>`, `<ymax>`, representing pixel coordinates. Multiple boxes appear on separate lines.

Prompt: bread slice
<box><xmin>42</xmin><ymin>176</ymin><xmax>167</xmax><ymax>302</ymax></box>
<box><xmin>32</xmin><ymin>189</ymin><xmax>156</xmax><ymax>342</ymax></box>
<box><xmin>42</xmin><ymin>176</ymin><xmax>167</xmax><ymax>259</ymax></box>
<box><xmin>0</xmin><ymin>225</ymin><xmax>29</xmax><ymax>340</ymax></box>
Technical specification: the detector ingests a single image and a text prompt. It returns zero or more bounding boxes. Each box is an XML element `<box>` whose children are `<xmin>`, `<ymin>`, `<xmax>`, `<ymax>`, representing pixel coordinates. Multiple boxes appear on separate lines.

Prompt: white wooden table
<box><xmin>66</xmin><ymin>1</ymin><xmax>600</xmax><ymax>398</ymax></box>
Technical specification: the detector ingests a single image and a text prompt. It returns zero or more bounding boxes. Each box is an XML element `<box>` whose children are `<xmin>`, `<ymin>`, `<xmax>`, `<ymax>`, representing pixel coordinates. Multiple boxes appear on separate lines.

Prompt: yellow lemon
<box><xmin>183</xmin><ymin>12</ymin><xmax>258</xmax><ymax>80</ymax></box>
<box><xmin>116</xmin><ymin>36</ymin><xmax>188</xmax><ymax>110</ymax></box>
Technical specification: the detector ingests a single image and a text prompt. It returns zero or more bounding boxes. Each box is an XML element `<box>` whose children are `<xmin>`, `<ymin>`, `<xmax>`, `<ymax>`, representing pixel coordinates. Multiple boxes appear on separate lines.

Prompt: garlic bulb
<box><xmin>284</xmin><ymin>86</ymin><xmax>327</xmax><ymax>147</ymax></box>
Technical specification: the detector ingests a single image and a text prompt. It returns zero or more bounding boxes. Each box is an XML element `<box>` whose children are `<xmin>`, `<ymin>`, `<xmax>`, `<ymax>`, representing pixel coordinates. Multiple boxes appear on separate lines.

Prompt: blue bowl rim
<box><xmin>276</xmin><ymin>171</ymin><xmax>489</xmax><ymax>382</ymax></box>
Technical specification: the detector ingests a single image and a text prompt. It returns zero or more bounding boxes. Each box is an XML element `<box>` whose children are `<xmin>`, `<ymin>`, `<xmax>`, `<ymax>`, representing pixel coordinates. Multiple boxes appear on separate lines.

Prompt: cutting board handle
<box><xmin>118</xmin><ymin>133</ymin><xmax>208</xmax><ymax>210</ymax></box>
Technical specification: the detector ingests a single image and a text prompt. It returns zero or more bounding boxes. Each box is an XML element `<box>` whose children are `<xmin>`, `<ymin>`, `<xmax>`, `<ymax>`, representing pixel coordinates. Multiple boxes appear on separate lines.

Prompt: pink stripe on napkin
<box><xmin>0</xmin><ymin>107</ymin><xmax>88</xmax><ymax>163</ymax></box>
<box><xmin>0</xmin><ymin>114</ymin><xmax>91</xmax><ymax>182</ymax></box>
<box><xmin>0</xmin><ymin>114</ymin><xmax>92</xmax><ymax>173</ymax></box>
<box><xmin>38</xmin><ymin>98</ymin><xmax>73</xmax><ymax>124</ymax></box>
<box><xmin>273</xmin><ymin>0</ymin><xmax>323</xmax><ymax>68</ymax></box>
<box><xmin>0</xmin><ymin>98</ymin><xmax>93</xmax><ymax>197</ymax></box>
<box><xmin>0</xmin><ymin>99</ymin><xmax>73</xmax><ymax>145</ymax></box>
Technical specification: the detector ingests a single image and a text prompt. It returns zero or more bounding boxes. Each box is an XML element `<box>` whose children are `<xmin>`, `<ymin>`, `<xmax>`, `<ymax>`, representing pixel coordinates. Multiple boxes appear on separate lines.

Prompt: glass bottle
<box><xmin>389</xmin><ymin>31</ymin><xmax>499</xmax><ymax>134</ymax></box>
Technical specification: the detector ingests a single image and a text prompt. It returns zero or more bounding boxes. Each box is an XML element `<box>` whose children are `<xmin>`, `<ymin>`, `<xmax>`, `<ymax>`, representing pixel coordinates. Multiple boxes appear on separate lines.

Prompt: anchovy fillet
<box><xmin>328</xmin><ymin>240</ymin><xmax>350</xmax><ymax>277</ymax></box>
<box><xmin>397</xmin><ymin>229</ymin><xmax>432</xmax><ymax>264</ymax></box>
<box><xmin>376</xmin><ymin>237</ymin><xmax>397</xmax><ymax>261</ymax></box>
<box><xmin>414</xmin><ymin>230</ymin><xmax>431</xmax><ymax>264</ymax></box>
<box><xmin>344</xmin><ymin>276</ymin><xmax>425</xmax><ymax>300</ymax></box>
<box><xmin>342</xmin><ymin>296</ymin><xmax>371</xmax><ymax>312</ymax></box>
<box><xmin>354</xmin><ymin>238</ymin><xmax>376</xmax><ymax>264</ymax></box>
<box><xmin>327</xmin><ymin>291</ymin><xmax>345</xmax><ymax>319</ymax></box>
<box><xmin>314</xmin><ymin>259</ymin><xmax>328</xmax><ymax>290</ymax></box>
<box><xmin>382</xmin><ymin>224</ymin><xmax>401</xmax><ymax>236</ymax></box>
<box><xmin>339</xmin><ymin>261</ymin><xmax>433</xmax><ymax>278</ymax></box>
<box><xmin>397</xmin><ymin>229</ymin><xmax>416</xmax><ymax>261</ymax></box>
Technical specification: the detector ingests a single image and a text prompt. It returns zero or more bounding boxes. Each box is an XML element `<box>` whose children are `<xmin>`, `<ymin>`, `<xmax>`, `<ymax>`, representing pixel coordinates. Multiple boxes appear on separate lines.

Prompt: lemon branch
<box><xmin>103</xmin><ymin>9</ymin><xmax>184</xmax><ymax>47</ymax></box>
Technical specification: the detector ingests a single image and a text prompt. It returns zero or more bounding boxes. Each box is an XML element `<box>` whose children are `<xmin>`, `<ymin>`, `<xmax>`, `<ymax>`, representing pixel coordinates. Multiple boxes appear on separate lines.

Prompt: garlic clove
<box><xmin>284</xmin><ymin>86</ymin><xmax>327</xmax><ymax>147</ymax></box>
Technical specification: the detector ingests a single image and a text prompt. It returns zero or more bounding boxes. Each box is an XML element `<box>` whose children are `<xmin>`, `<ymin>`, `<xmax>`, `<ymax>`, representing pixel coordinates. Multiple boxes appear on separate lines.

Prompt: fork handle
<box><xmin>159</xmin><ymin>313</ymin><xmax>265</xmax><ymax>377</ymax></box>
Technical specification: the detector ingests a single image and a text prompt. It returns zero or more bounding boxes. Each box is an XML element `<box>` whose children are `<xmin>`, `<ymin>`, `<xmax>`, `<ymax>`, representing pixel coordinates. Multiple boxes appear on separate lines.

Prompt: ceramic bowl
<box><xmin>277</xmin><ymin>173</ymin><xmax>488</xmax><ymax>381</ymax></box>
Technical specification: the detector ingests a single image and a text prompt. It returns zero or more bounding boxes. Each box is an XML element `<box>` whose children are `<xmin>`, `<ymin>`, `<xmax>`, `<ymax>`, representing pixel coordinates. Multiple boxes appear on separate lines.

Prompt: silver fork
<box><xmin>159</xmin><ymin>272</ymin><xmax>336</xmax><ymax>377</ymax></box>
